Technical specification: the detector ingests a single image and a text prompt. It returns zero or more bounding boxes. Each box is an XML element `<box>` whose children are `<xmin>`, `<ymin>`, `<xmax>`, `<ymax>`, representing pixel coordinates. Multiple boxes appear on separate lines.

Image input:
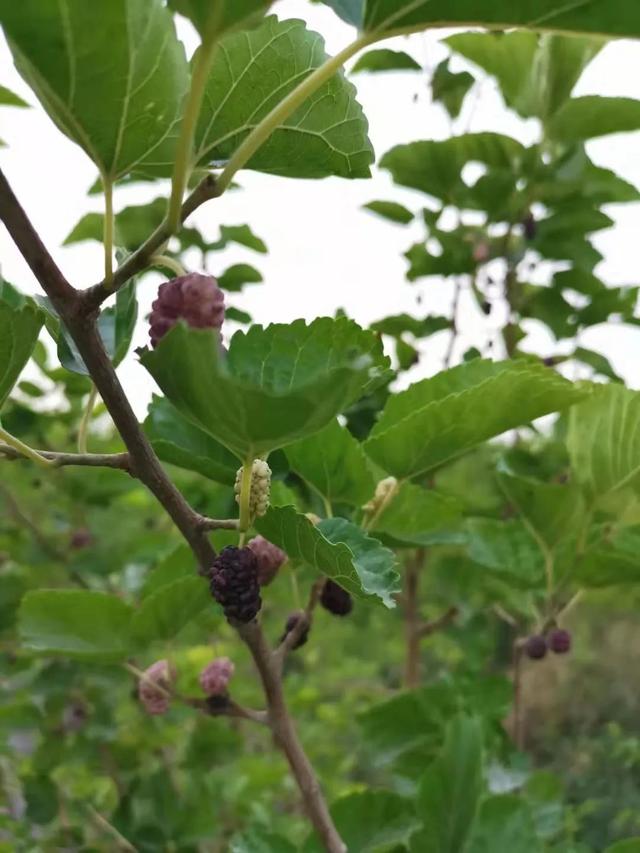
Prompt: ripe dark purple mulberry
<box><xmin>320</xmin><ymin>580</ymin><xmax>353</xmax><ymax>617</ymax></box>
<box><xmin>247</xmin><ymin>535</ymin><xmax>287</xmax><ymax>586</ymax></box>
<box><xmin>209</xmin><ymin>546</ymin><xmax>261</xmax><ymax>623</ymax></box>
<box><xmin>523</xmin><ymin>212</ymin><xmax>537</xmax><ymax>240</ymax></box>
<box><xmin>548</xmin><ymin>628</ymin><xmax>571</xmax><ymax>655</ymax></box>
<box><xmin>280</xmin><ymin>612</ymin><xmax>310</xmax><ymax>649</ymax></box>
<box><xmin>524</xmin><ymin>634</ymin><xmax>547</xmax><ymax>660</ymax></box>
<box><xmin>149</xmin><ymin>273</ymin><xmax>224</xmax><ymax>347</ymax></box>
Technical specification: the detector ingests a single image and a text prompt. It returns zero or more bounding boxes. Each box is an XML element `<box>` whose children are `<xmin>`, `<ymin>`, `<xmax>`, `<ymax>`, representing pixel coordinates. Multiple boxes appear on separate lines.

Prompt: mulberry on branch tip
<box><xmin>234</xmin><ymin>460</ymin><xmax>272</xmax><ymax>521</ymax></box>
<box><xmin>199</xmin><ymin>657</ymin><xmax>235</xmax><ymax>696</ymax></box>
<box><xmin>280</xmin><ymin>611</ymin><xmax>310</xmax><ymax>649</ymax></box>
<box><xmin>148</xmin><ymin>273</ymin><xmax>225</xmax><ymax>347</ymax></box>
<box><xmin>247</xmin><ymin>535</ymin><xmax>287</xmax><ymax>586</ymax></box>
<box><xmin>320</xmin><ymin>579</ymin><xmax>353</xmax><ymax>617</ymax></box>
<box><xmin>138</xmin><ymin>659</ymin><xmax>175</xmax><ymax>715</ymax></box>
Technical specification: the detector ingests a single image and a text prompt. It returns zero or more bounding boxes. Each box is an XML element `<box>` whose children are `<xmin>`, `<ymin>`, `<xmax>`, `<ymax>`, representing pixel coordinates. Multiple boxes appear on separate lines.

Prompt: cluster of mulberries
<box><xmin>138</xmin><ymin>659</ymin><xmax>175</xmax><ymax>715</ymax></box>
<box><xmin>199</xmin><ymin>657</ymin><xmax>235</xmax><ymax>696</ymax></box>
<box><xmin>149</xmin><ymin>273</ymin><xmax>225</xmax><ymax>348</ymax></box>
<box><xmin>320</xmin><ymin>579</ymin><xmax>353</xmax><ymax>617</ymax></box>
<box><xmin>524</xmin><ymin>628</ymin><xmax>572</xmax><ymax>661</ymax></box>
<box><xmin>209</xmin><ymin>546</ymin><xmax>262</xmax><ymax>623</ymax></box>
<box><xmin>247</xmin><ymin>535</ymin><xmax>287</xmax><ymax>586</ymax></box>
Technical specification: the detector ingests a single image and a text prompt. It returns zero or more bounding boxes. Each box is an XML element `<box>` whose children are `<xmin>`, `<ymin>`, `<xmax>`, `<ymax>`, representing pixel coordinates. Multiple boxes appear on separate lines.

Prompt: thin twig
<box><xmin>194</xmin><ymin>515</ymin><xmax>240</xmax><ymax>531</ymax></box>
<box><xmin>186</xmin><ymin>696</ymin><xmax>269</xmax><ymax>727</ymax></box>
<box><xmin>0</xmin><ymin>444</ymin><xmax>131</xmax><ymax>470</ymax></box>
<box><xmin>417</xmin><ymin>606</ymin><xmax>459</xmax><ymax>638</ymax></box>
<box><xmin>512</xmin><ymin>637</ymin><xmax>525</xmax><ymax>750</ymax></box>
<box><xmin>443</xmin><ymin>278</ymin><xmax>462</xmax><ymax>369</ymax></box>
<box><xmin>275</xmin><ymin>579</ymin><xmax>324</xmax><ymax>667</ymax></box>
<box><xmin>86</xmin><ymin>804</ymin><xmax>138</xmax><ymax>853</ymax></box>
<box><xmin>403</xmin><ymin>549</ymin><xmax>424</xmax><ymax>689</ymax></box>
<box><xmin>81</xmin><ymin>174</ymin><xmax>222</xmax><ymax>310</ymax></box>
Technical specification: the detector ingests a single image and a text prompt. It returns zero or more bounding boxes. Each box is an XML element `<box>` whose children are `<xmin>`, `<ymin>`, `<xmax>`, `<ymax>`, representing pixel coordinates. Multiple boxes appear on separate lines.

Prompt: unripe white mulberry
<box><xmin>362</xmin><ymin>476</ymin><xmax>398</xmax><ymax>513</ymax></box>
<box><xmin>234</xmin><ymin>459</ymin><xmax>272</xmax><ymax>520</ymax></box>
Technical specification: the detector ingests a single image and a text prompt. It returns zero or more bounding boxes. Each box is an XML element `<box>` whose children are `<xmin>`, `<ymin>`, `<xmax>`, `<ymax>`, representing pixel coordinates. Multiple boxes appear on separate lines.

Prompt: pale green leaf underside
<box><xmin>168</xmin><ymin>0</ymin><xmax>272</xmax><ymax>38</ymax></box>
<box><xmin>254</xmin><ymin>506</ymin><xmax>400</xmax><ymax>607</ymax></box>
<box><xmin>568</xmin><ymin>383</ymin><xmax>640</xmax><ymax>498</ymax></box>
<box><xmin>0</xmin><ymin>302</ymin><xmax>43</xmax><ymax>409</ymax></box>
<box><xmin>140</xmin><ymin>317</ymin><xmax>390</xmax><ymax>459</ymax></box>
<box><xmin>372</xmin><ymin>481</ymin><xmax>462</xmax><ymax>546</ymax></box>
<box><xmin>189</xmin><ymin>16</ymin><xmax>373</xmax><ymax>180</ymax></box>
<box><xmin>0</xmin><ymin>0</ymin><xmax>188</xmax><ymax>179</ymax></box>
<box><xmin>547</xmin><ymin>95</ymin><xmax>640</xmax><ymax>142</ymax></box>
<box><xmin>364</xmin><ymin>359</ymin><xmax>586</xmax><ymax>479</ymax></box>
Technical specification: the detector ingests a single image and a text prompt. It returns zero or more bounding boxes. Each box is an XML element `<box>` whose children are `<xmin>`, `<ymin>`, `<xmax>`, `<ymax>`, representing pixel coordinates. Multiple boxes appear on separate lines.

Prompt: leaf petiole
<box><xmin>0</xmin><ymin>425</ymin><xmax>54</xmax><ymax>468</ymax></box>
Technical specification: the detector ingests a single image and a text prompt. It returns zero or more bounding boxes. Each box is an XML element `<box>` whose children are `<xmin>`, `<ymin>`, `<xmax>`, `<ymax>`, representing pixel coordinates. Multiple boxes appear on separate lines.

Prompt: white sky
<box><xmin>1</xmin><ymin>0</ymin><xmax>639</xmax><ymax>417</ymax></box>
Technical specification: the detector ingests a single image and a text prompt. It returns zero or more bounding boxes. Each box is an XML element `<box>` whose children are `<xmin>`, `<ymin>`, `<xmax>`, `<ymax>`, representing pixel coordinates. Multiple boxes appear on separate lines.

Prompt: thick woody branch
<box><xmin>0</xmin><ymin>444</ymin><xmax>131</xmax><ymax>471</ymax></box>
<box><xmin>237</xmin><ymin>621</ymin><xmax>346</xmax><ymax>853</ymax></box>
<box><xmin>0</xmin><ymin>167</ymin><xmax>215</xmax><ymax>571</ymax></box>
<box><xmin>80</xmin><ymin>174</ymin><xmax>222</xmax><ymax>312</ymax></box>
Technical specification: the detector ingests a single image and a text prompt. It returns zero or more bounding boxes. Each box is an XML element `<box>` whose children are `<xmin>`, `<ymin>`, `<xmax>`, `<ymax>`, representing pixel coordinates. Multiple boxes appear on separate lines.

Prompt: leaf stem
<box><xmin>216</xmin><ymin>33</ymin><xmax>375</xmax><ymax>193</ymax></box>
<box><xmin>167</xmin><ymin>38</ymin><xmax>219</xmax><ymax>233</ymax></box>
<box><xmin>150</xmin><ymin>254</ymin><xmax>187</xmax><ymax>278</ymax></box>
<box><xmin>103</xmin><ymin>177</ymin><xmax>114</xmax><ymax>287</ymax></box>
<box><xmin>77</xmin><ymin>384</ymin><xmax>99</xmax><ymax>454</ymax></box>
<box><xmin>0</xmin><ymin>425</ymin><xmax>54</xmax><ymax>468</ymax></box>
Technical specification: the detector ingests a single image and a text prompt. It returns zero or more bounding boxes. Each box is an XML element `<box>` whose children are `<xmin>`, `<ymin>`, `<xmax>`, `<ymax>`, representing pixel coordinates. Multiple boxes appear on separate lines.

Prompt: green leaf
<box><xmin>322</xmin><ymin>0</ymin><xmax>640</xmax><ymax>39</ymax></box>
<box><xmin>142</xmin><ymin>544</ymin><xmax>196</xmax><ymax>598</ymax></box>
<box><xmin>0</xmin><ymin>82</ymin><xmax>28</xmax><ymax>107</ymax></box>
<box><xmin>431</xmin><ymin>58</ymin><xmax>474</xmax><ymax>119</ymax></box>
<box><xmin>363</xmin><ymin>200</ymin><xmax>414</xmax><ymax>224</ymax></box>
<box><xmin>0</xmin><ymin>301</ymin><xmax>43</xmax><ymax>409</ymax></box>
<box><xmin>144</xmin><ymin>395</ymin><xmax>238</xmax><ymax>485</ymax></box>
<box><xmin>304</xmin><ymin>791</ymin><xmax>420</xmax><ymax>853</ymax></box>
<box><xmin>548</xmin><ymin>96</ymin><xmax>640</xmax><ymax>143</ymax></box>
<box><xmin>381</xmin><ymin>134</ymin><xmax>523</xmax><ymax>204</ymax></box>
<box><xmin>465</xmin><ymin>518</ymin><xmax>545</xmax><ymax>588</ymax></box>
<box><xmin>606</xmin><ymin>841</ymin><xmax>640</xmax><ymax>853</ymax></box>
<box><xmin>19</xmin><ymin>590</ymin><xmax>133</xmax><ymax>662</ymax></box>
<box><xmin>573</xmin><ymin>346</ymin><xmax>622</xmax><ymax>382</ymax></box>
<box><xmin>212</xmin><ymin>224</ymin><xmax>268</xmax><ymax>254</ymax></box>
<box><xmin>131</xmin><ymin>576</ymin><xmax>211</xmax><ymax>644</ymax></box>
<box><xmin>364</xmin><ymin>359</ymin><xmax>585</xmax><ymax>480</ymax></box>
<box><xmin>254</xmin><ymin>506</ymin><xmax>400</xmax><ymax>607</ymax></box>
<box><xmin>193</xmin><ymin>16</ymin><xmax>373</xmax><ymax>180</ymax></box>
<box><xmin>218</xmin><ymin>263</ymin><xmax>263</xmax><ymax>292</ymax></box>
<box><xmin>1</xmin><ymin>0</ymin><xmax>189</xmax><ymax>179</ymax></box>
<box><xmin>410</xmin><ymin>716</ymin><xmax>483</xmax><ymax>853</ymax></box>
<box><xmin>496</xmin><ymin>465</ymin><xmax>585</xmax><ymax>553</ymax></box>
<box><xmin>371</xmin><ymin>313</ymin><xmax>450</xmax><ymax>338</ymax></box>
<box><xmin>168</xmin><ymin>0</ymin><xmax>272</xmax><ymax>38</ymax></box>
<box><xmin>575</xmin><ymin>544</ymin><xmax>640</xmax><ymax>587</ymax></box>
<box><xmin>230</xmin><ymin>828</ymin><xmax>296</xmax><ymax>853</ymax></box>
<box><xmin>140</xmin><ymin>317</ymin><xmax>390</xmax><ymax>459</ymax></box>
<box><xmin>468</xmin><ymin>795</ymin><xmax>542</xmax><ymax>853</ymax></box>
<box><xmin>352</xmin><ymin>48</ymin><xmax>420</xmax><ymax>73</ymax></box>
<box><xmin>285</xmin><ymin>418</ymin><xmax>375</xmax><ymax>507</ymax></box>
<box><xmin>568</xmin><ymin>384</ymin><xmax>640</xmax><ymax>499</ymax></box>
<box><xmin>64</xmin><ymin>198</ymin><xmax>166</xmax><ymax>251</ymax></box>
<box><xmin>371</xmin><ymin>481</ymin><xmax>462</xmax><ymax>546</ymax></box>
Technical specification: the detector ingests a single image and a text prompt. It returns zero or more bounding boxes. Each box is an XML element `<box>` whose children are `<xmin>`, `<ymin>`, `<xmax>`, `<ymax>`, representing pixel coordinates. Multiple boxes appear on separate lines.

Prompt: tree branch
<box><xmin>188</xmin><ymin>695</ymin><xmax>269</xmax><ymax>727</ymax></box>
<box><xmin>275</xmin><ymin>579</ymin><xmax>323</xmax><ymax>668</ymax></box>
<box><xmin>0</xmin><ymin>167</ymin><xmax>215</xmax><ymax>572</ymax></box>
<box><xmin>194</xmin><ymin>515</ymin><xmax>239</xmax><ymax>531</ymax></box>
<box><xmin>237</xmin><ymin>621</ymin><xmax>346</xmax><ymax>853</ymax></box>
<box><xmin>417</xmin><ymin>606</ymin><xmax>459</xmax><ymax>638</ymax></box>
<box><xmin>0</xmin><ymin>443</ymin><xmax>131</xmax><ymax>471</ymax></box>
<box><xmin>80</xmin><ymin>173</ymin><xmax>222</xmax><ymax>312</ymax></box>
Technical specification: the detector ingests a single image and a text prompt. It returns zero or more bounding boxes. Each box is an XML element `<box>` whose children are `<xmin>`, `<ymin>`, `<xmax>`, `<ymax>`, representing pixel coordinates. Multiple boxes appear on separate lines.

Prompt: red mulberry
<box><xmin>149</xmin><ymin>273</ymin><xmax>224</xmax><ymax>347</ymax></box>
<box><xmin>247</xmin><ymin>535</ymin><xmax>287</xmax><ymax>586</ymax></box>
<box><xmin>548</xmin><ymin>628</ymin><xmax>571</xmax><ymax>655</ymax></box>
<box><xmin>138</xmin><ymin>659</ymin><xmax>175</xmax><ymax>715</ymax></box>
<box><xmin>199</xmin><ymin>657</ymin><xmax>235</xmax><ymax>696</ymax></box>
